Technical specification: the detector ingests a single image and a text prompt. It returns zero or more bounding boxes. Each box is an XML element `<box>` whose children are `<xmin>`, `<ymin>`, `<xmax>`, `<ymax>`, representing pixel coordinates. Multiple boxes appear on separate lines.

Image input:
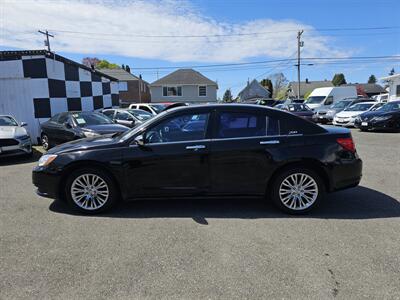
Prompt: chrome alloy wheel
<box><xmin>70</xmin><ymin>174</ymin><xmax>109</xmax><ymax>210</ymax></box>
<box><xmin>41</xmin><ymin>135</ymin><xmax>49</xmax><ymax>150</ymax></box>
<box><xmin>279</xmin><ymin>173</ymin><xmax>318</xmax><ymax>210</ymax></box>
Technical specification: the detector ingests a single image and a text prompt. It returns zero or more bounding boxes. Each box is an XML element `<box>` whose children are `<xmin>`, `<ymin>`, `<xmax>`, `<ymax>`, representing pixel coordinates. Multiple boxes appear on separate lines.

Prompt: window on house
<box><xmin>396</xmin><ymin>85</ymin><xmax>400</xmax><ymax>97</ymax></box>
<box><xmin>199</xmin><ymin>86</ymin><xmax>207</xmax><ymax>97</ymax></box>
<box><xmin>163</xmin><ymin>86</ymin><xmax>182</xmax><ymax>96</ymax></box>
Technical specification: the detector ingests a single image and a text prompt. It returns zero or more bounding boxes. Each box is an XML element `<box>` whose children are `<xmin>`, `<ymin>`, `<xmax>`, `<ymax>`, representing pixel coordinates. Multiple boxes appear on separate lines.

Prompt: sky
<box><xmin>1</xmin><ymin>0</ymin><xmax>399</xmax><ymax>98</ymax></box>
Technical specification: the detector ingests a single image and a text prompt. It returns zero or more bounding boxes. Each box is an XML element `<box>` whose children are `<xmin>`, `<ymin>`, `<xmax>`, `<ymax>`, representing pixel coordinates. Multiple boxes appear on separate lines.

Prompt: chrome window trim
<box><xmin>128</xmin><ymin>134</ymin><xmax>303</xmax><ymax>147</ymax></box>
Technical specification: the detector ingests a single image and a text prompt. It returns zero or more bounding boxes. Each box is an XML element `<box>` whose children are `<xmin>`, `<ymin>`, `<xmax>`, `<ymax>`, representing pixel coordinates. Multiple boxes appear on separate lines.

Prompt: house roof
<box><xmin>150</xmin><ymin>69</ymin><xmax>218</xmax><ymax>87</ymax></box>
<box><xmin>344</xmin><ymin>83</ymin><xmax>385</xmax><ymax>94</ymax></box>
<box><xmin>238</xmin><ymin>79</ymin><xmax>271</xmax><ymax>100</ymax></box>
<box><xmin>288</xmin><ymin>80</ymin><xmax>333</xmax><ymax>97</ymax></box>
<box><xmin>99</xmin><ymin>68</ymin><xmax>148</xmax><ymax>83</ymax></box>
<box><xmin>380</xmin><ymin>74</ymin><xmax>400</xmax><ymax>81</ymax></box>
<box><xmin>0</xmin><ymin>50</ymin><xmax>118</xmax><ymax>81</ymax></box>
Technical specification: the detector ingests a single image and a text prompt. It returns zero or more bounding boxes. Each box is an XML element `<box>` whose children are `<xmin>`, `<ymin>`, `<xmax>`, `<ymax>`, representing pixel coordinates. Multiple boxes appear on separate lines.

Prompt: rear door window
<box><xmin>217</xmin><ymin>112</ymin><xmax>264</xmax><ymax>138</ymax></box>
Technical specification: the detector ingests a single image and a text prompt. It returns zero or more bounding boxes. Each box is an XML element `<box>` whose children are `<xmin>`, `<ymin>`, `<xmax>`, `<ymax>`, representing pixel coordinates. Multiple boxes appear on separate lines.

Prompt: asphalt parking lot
<box><xmin>1</xmin><ymin>129</ymin><xmax>399</xmax><ymax>299</ymax></box>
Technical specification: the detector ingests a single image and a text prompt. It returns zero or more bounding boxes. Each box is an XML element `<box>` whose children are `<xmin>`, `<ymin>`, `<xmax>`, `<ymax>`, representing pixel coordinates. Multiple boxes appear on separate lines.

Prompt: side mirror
<box><xmin>20</xmin><ymin>122</ymin><xmax>27</xmax><ymax>127</ymax></box>
<box><xmin>130</xmin><ymin>119</ymin><xmax>136</xmax><ymax>127</ymax></box>
<box><xmin>134</xmin><ymin>135</ymin><xmax>145</xmax><ymax>146</ymax></box>
<box><xmin>64</xmin><ymin>122</ymin><xmax>72</xmax><ymax>129</ymax></box>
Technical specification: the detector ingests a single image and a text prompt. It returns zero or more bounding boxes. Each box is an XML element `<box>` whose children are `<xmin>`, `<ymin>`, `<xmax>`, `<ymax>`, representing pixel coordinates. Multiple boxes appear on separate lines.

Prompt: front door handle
<box><xmin>260</xmin><ymin>140</ymin><xmax>280</xmax><ymax>145</ymax></box>
<box><xmin>186</xmin><ymin>145</ymin><xmax>206</xmax><ymax>150</ymax></box>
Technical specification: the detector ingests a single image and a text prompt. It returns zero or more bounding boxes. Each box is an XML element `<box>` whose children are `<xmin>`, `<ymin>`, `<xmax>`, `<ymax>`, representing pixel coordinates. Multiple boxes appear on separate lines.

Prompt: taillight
<box><xmin>337</xmin><ymin>137</ymin><xmax>356</xmax><ymax>153</ymax></box>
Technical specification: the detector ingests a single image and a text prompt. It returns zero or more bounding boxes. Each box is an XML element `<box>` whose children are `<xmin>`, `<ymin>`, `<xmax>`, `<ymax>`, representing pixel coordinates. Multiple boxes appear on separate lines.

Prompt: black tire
<box><xmin>65</xmin><ymin>168</ymin><xmax>119</xmax><ymax>214</ymax></box>
<box><xmin>270</xmin><ymin>168</ymin><xmax>325</xmax><ymax>214</ymax></box>
<box><xmin>41</xmin><ymin>133</ymin><xmax>51</xmax><ymax>151</ymax></box>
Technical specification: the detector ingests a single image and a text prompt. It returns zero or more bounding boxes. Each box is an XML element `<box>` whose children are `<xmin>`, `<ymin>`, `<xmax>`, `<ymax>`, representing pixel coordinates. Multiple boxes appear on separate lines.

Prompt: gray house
<box><xmin>238</xmin><ymin>79</ymin><xmax>271</xmax><ymax>101</ymax></box>
<box><xmin>150</xmin><ymin>69</ymin><xmax>218</xmax><ymax>103</ymax></box>
<box><xmin>288</xmin><ymin>79</ymin><xmax>333</xmax><ymax>98</ymax></box>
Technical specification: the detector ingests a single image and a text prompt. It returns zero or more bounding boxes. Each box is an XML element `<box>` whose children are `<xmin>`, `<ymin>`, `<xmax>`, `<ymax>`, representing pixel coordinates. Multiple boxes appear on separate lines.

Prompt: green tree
<box><xmin>260</xmin><ymin>78</ymin><xmax>273</xmax><ymax>97</ymax></box>
<box><xmin>332</xmin><ymin>73</ymin><xmax>347</xmax><ymax>86</ymax></box>
<box><xmin>275</xmin><ymin>87</ymin><xmax>289</xmax><ymax>100</ymax></box>
<box><xmin>223</xmin><ymin>89</ymin><xmax>233</xmax><ymax>102</ymax></box>
<box><xmin>96</xmin><ymin>59</ymin><xmax>119</xmax><ymax>69</ymax></box>
<box><xmin>367</xmin><ymin>75</ymin><xmax>377</xmax><ymax>84</ymax></box>
<box><xmin>303</xmin><ymin>90</ymin><xmax>312</xmax><ymax>99</ymax></box>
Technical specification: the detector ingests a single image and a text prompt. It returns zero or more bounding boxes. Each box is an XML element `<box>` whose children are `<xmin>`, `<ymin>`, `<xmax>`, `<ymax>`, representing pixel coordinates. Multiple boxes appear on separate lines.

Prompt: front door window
<box><xmin>145</xmin><ymin>113</ymin><xmax>209</xmax><ymax>144</ymax></box>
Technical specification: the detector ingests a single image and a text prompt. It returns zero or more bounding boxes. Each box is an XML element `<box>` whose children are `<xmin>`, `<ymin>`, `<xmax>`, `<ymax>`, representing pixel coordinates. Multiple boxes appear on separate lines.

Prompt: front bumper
<box><xmin>355</xmin><ymin>118</ymin><xmax>399</xmax><ymax>131</ymax></box>
<box><xmin>313</xmin><ymin>114</ymin><xmax>333</xmax><ymax>124</ymax></box>
<box><xmin>333</xmin><ymin>118</ymin><xmax>356</xmax><ymax>127</ymax></box>
<box><xmin>0</xmin><ymin>138</ymin><xmax>32</xmax><ymax>157</ymax></box>
<box><xmin>32</xmin><ymin>166</ymin><xmax>62</xmax><ymax>199</ymax></box>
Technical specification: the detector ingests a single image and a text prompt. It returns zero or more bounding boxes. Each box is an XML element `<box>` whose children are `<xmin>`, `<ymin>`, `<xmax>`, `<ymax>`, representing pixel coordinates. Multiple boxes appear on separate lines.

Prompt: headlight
<box><xmin>372</xmin><ymin>115</ymin><xmax>391</xmax><ymax>121</ymax></box>
<box><xmin>83</xmin><ymin>131</ymin><xmax>100</xmax><ymax>138</ymax></box>
<box><xmin>38</xmin><ymin>154</ymin><xmax>57</xmax><ymax>167</ymax></box>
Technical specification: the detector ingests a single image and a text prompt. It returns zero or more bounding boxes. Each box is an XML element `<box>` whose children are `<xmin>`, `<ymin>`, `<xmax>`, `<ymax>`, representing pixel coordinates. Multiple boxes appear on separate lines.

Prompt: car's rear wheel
<box><xmin>41</xmin><ymin>133</ymin><xmax>50</xmax><ymax>151</ymax></box>
<box><xmin>65</xmin><ymin>168</ymin><xmax>118</xmax><ymax>214</ymax></box>
<box><xmin>270</xmin><ymin>168</ymin><xmax>324</xmax><ymax>214</ymax></box>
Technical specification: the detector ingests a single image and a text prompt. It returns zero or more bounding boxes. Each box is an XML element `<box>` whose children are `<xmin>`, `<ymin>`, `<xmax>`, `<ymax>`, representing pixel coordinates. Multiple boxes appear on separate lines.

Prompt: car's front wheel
<box><xmin>270</xmin><ymin>168</ymin><xmax>324</xmax><ymax>214</ymax></box>
<box><xmin>65</xmin><ymin>168</ymin><xmax>118</xmax><ymax>214</ymax></box>
<box><xmin>41</xmin><ymin>133</ymin><xmax>50</xmax><ymax>151</ymax></box>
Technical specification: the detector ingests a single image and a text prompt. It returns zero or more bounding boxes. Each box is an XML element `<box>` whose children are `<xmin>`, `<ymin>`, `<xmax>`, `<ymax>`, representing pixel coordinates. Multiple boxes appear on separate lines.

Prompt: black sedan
<box><xmin>354</xmin><ymin>101</ymin><xmax>400</xmax><ymax>132</ymax></box>
<box><xmin>40</xmin><ymin>111</ymin><xmax>129</xmax><ymax>150</ymax></box>
<box><xmin>102</xmin><ymin>108</ymin><xmax>153</xmax><ymax>128</ymax></box>
<box><xmin>33</xmin><ymin>104</ymin><xmax>362</xmax><ymax>214</ymax></box>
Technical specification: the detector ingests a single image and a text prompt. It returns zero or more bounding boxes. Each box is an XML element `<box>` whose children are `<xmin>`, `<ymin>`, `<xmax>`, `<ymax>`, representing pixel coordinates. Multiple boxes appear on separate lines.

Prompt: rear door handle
<box><xmin>260</xmin><ymin>140</ymin><xmax>280</xmax><ymax>145</ymax></box>
<box><xmin>186</xmin><ymin>145</ymin><xmax>206</xmax><ymax>150</ymax></box>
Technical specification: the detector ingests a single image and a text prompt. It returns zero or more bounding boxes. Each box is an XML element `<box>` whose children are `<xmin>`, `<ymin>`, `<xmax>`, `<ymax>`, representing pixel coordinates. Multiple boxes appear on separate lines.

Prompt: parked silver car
<box><xmin>0</xmin><ymin>115</ymin><xmax>32</xmax><ymax>157</ymax></box>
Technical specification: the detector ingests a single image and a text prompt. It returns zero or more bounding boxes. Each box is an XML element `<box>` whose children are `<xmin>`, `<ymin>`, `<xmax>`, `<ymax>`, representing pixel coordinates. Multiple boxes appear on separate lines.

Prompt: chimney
<box><xmin>305</xmin><ymin>78</ymin><xmax>309</xmax><ymax>83</ymax></box>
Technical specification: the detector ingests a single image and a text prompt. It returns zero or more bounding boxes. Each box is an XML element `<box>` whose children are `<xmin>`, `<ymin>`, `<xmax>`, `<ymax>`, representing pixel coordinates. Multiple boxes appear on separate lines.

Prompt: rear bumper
<box><xmin>32</xmin><ymin>166</ymin><xmax>62</xmax><ymax>199</ymax></box>
<box><xmin>329</xmin><ymin>158</ymin><xmax>362</xmax><ymax>192</ymax></box>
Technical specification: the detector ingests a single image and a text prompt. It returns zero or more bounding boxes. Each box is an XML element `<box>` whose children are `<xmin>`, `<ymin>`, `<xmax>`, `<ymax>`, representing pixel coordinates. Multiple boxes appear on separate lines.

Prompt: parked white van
<box><xmin>306</xmin><ymin>86</ymin><xmax>357</xmax><ymax>110</ymax></box>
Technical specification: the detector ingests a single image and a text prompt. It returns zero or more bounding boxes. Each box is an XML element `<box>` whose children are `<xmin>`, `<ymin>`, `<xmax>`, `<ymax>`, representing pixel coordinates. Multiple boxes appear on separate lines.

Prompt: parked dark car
<box><xmin>313</xmin><ymin>98</ymin><xmax>375</xmax><ymax>124</ymax></box>
<box><xmin>33</xmin><ymin>104</ymin><xmax>362</xmax><ymax>215</ymax></box>
<box><xmin>278</xmin><ymin>103</ymin><xmax>314</xmax><ymax>122</ymax></box>
<box><xmin>40</xmin><ymin>111</ymin><xmax>129</xmax><ymax>150</ymax></box>
<box><xmin>354</xmin><ymin>100</ymin><xmax>400</xmax><ymax>131</ymax></box>
<box><xmin>102</xmin><ymin>108</ymin><xmax>153</xmax><ymax>128</ymax></box>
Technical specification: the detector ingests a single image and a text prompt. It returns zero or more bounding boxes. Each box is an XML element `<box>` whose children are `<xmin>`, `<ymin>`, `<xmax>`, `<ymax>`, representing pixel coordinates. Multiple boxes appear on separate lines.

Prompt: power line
<box><xmin>46</xmin><ymin>25</ymin><xmax>400</xmax><ymax>39</ymax></box>
<box><xmin>131</xmin><ymin>55</ymin><xmax>400</xmax><ymax>70</ymax></box>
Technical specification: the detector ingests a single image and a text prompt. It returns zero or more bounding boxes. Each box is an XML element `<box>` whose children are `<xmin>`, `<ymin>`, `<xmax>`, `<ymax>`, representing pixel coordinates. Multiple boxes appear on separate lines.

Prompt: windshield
<box><xmin>127</xmin><ymin>109</ymin><xmax>153</xmax><ymax>121</ymax></box>
<box><xmin>344</xmin><ymin>103</ymin><xmax>374</xmax><ymax>112</ymax></box>
<box><xmin>331</xmin><ymin>101</ymin><xmax>351</xmax><ymax>109</ymax></box>
<box><xmin>151</xmin><ymin>104</ymin><xmax>169</xmax><ymax>113</ymax></box>
<box><xmin>306</xmin><ymin>96</ymin><xmax>325</xmax><ymax>104</ymax></box>
<box><xmin>119</xmin><ymin>110</ymin><xmax>170</xmax><ymax>141</ymax></box>
<box><xmin>72</xmin><ymin>112</ymin><xmax>113</xmax><ymax>127</ymax></box>
<box><xmin>380</xmin><ymin>102</ymin><xmax>400</xmax><ymax>112</ymax></box>
<box><xmin>286</xmin><ymin>104</ymin><xmax>310</xmax><ymax>112</ymax></box>
<box><xmin>0</xmin><ymin>116</ymin><xmax>18</xmax><ymax>126</ymax></box>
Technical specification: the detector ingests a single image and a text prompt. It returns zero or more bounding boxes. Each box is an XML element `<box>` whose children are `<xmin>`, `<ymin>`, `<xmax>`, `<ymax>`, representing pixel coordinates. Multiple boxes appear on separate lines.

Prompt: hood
<box><xmin>291</xmin><ymin>111</ymin><xmax>314</xmax><ymax>117</ymax></box>
<box><xmin>47</xmin><ymin>134</ymin><xmax>124</xmax><ymax>154</ymax></box>
<box><xmin>335</xmin><ymin>111</ymin><xmax>365</xmax><ymax>118</ymax></box>
<box><xmin>83</xmin><ymin>124</ymin><xmax>129</xmax><ymax>134</ymax></box>
<box><xmin>0</xmin><ymin>126</ymin><xmax>27</xmax><ymax>139</ymax></box>
<box><xmin>360</xmin><ymin>109</ymin><xmax>400</xmax><ymax>120</ymax></box>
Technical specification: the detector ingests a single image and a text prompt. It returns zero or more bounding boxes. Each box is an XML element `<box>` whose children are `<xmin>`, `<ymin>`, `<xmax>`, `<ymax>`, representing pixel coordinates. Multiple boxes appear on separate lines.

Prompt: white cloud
<box><xmin>0</xmin><ymin>0</ymin><xmax>347</xmax><ymax>62</ymax></box>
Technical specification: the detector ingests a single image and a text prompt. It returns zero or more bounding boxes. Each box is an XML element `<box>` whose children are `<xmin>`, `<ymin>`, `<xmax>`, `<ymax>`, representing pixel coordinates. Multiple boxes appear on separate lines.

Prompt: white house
<box><xmin>0</xmin><ymin>50</ymin><xmax>119</xmax><ymax>143</ymax></box>
<box><xmin>380</xmin><ymin>74</ymin><xmax>400</xmax><ymax>101</ymax></box>
<box><xmin>150</xmin><ymin>69</ymin><xmax>218</xmax><ymax>103</ymax></box>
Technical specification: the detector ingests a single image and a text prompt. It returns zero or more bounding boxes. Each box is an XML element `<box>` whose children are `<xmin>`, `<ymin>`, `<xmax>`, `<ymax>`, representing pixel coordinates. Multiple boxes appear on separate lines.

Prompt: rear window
<box><xmin>280</xmin><ymin>114</ymin><xmax>326</xmax><ymax>135</ymax></box>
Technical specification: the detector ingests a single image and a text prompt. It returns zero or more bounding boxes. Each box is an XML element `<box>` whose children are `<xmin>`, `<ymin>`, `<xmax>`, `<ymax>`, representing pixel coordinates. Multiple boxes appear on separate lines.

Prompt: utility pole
<box><xmin>297</xmin><ymin>30</ymin><xmax>304</xmax><ymax>99</ymax></box>
<box><xmin>38</xmin><ymin>30</ymin><xmax>54</xmax><ymax>52</ymax></box>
